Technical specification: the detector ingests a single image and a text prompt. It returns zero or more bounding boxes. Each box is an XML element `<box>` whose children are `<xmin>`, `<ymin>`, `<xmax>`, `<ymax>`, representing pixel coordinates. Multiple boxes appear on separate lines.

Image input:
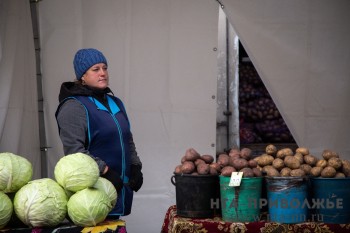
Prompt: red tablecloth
<box><xmin>161</xmin><ymin>205</ymin><xmax>350</xmax><ymax>233</ymax></box>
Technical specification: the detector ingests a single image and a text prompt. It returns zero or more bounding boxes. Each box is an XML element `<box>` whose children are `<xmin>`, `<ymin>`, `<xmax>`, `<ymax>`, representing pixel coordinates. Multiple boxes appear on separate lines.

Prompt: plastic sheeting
<box><xmin>0</xmin><ymin>1</ymin><xmax>219</xmax><ymax>232</ymax></box>
<box><xmin>221</xmin><ymin>0</ymin><xmax>350</xmax><ymax>158</ymax></box>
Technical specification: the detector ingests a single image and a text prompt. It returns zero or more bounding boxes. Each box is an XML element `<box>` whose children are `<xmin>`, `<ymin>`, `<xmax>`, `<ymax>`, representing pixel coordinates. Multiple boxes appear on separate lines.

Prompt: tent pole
<box><xmin>29</xmin><ymin>0</ymin><xmax>48</xmax><ymax>178</ymax></box>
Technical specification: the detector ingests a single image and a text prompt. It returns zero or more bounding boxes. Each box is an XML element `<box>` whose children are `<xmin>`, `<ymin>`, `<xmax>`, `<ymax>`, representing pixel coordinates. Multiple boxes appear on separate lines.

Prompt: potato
<box><xmin>272</xmin><ymin>158</ymin><xmax>285</xmax><ymax>171</ymax></box>
<box><xmin>240</xmin><ymin>167</ymin><xmax>254</xmax><ymax>178</ymax></box>
<box><xmin>304</xmin><ymin>154</ymin><xmax>318</xmax><ymax>166</ymax></box>
<box><xmin>229</xmin><ymin>148</ymin><xmax>241</xmax><ymax>158</ymax></box>
<box><xmin>217</xmin><ymin>153</ymin><xmax>230</xmax><ymax>167</ymax></box>
<box><xmin>201</xmin><ymin>154</ymin><xmax>214</xmax><ymax>164</ymax></box>
<box><xmin>248</xmin><ymin>159</ymin><xmax>258</xmax><ymax>168</ymax></box>
<box><xmin>335</xmin><ymin>172</ymin><xmax>346</xmax><ymax>178</ymax></box>
<box><xmin>184</xmin><ymin>148</ymin><xmax>201</xmax><ymax>161</ymax></box>
<box><xmin>328</xmin><ymin>157</ymin><xmax>342</xmax><ymax>170</ymax></box>
<box><xmin>181</xmin><ymin>161</ymin><xmax>195</xmax><ymax>174</ymax></box>
<box><xmin>181</xmin><ymin>156</ymin><xmax>186</xmax><ymax>164</ymax></box>
<box><xmin>197</xmin><ymin>163</ymin><xmax>210</xmax><ymax>175</ymax></box>
<box><xmin>194</xmin><ymin>158</ymin><xmax>206</xmax><ymax>166</ymax></box>
<box><xmin>252</xmin><ymin>167</ymin><xmax>262</xmax><ymax>177</ymax></box>
<box><xmin>321</xmin><ymin>166</ymin><xmax>337</xmax><ymax>178</ymax></box>
<box><xmin>221</xmin><ymin>166</ymin><xmax>236</xmax><ymax>177</ymax></box>
<box><xmin>209</xmin><ymin>162</ymin><xmax>221</xmax><ymax>172</ymax></box>
<box><xmin>294</xmin><ymin>152</ymin><xmax>304</xmax><ymax>164</ymax></box>
<box><xmin>290</xmin><ymin>169</ymin><xmax>306</xmax><ymax>177</ymax></box>
<box><xmin>310</xmin><ymin>167</ymin><xmax>323</xmax><ymax>177</ymax></box>
<box><xmin>296</xmin><ymin>147</ymin><xmax>309</xmax><ymax>155</ymax></box>
<box><xmin>231</xmin><ymin>158</ymin><xmax>248</xmax><ymax>170</ymax></box>
<box><xmin>322</xmin><ymin>149</ymin><xmax>339</xmax><ymax>160</ymax></box>
<box><xmin>210</xmin><ymin>167</ymin><xmax>219</xmax><ymax>175</ymax></box>
<box><xmin>316</xmin><ymin>159</ymin><xmax>328</xmax><ymax>168</ymax></box>
<box><xmin>341</xmin><ymin>160</ymin><xmax>350</xmax><ymax>177</ymax></box>
<box><xmin>276</xmin><ymin>148</ymin><xmax>293</xmax><ymax>159</ymax></box>
<box><xmin>255</xmin><ymin>154</ymin><xmax>274</xmax><ymax>167</ymax></box>
<box><xmin>228</xmin><ymin>156</ymin><xmax>237</xmax><ymax>167</ymax></box>
<box><xmin>229</xmin><ymin>147</ymin><xmax>240</xmax><ymax>153</ymax></box>
<box><xmin>284</xmin><ymin>155</ymin><xmax>300</xmax><ymax>169</ymax></box>
<box><xmin>280</xmin><ymin>167</ymin><xmax>292</xmax><ymax>177</ymax></box>
<box><xmin>240</xmin><ymin>148</ymin><xmax>252</xmax><ymax>160</ymax></box>
<box><xmin>300</xmin><ymin>164</ymin><xmax>312</xmax><ymax>175</ymax></box>
<box><xmin>174</xmin><ymin>165</ymin><xmax>182</xmax><ymax>174</ymax></box>
<box><xmin>229</xmin><ymin>153</ymin><xmax>240</xmax><ymax>160</ymax></box>
<box><xmin>263</xmin><ymin>165</ymin><xmax>280</xmax><ymax>177</ymax></box>
<box><xmin>265</xmin><ymin>144</ymin><xmax>277</xmax><ymax>156</ymax></box>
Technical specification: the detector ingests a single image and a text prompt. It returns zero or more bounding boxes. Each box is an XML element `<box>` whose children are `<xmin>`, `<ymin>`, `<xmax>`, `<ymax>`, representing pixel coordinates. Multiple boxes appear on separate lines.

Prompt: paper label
<box><xmin>229</xmin><ymin>172</ymin><xmax>243</xmax><ymax>187</ymax></box>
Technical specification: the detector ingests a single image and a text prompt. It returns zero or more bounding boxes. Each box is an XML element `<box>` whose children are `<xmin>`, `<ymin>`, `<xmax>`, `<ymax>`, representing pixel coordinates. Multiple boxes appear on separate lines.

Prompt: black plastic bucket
<box><xmin>171</xmin><ymin>173</ymin><xmax>220</xmax><ymax>218</ymax></box>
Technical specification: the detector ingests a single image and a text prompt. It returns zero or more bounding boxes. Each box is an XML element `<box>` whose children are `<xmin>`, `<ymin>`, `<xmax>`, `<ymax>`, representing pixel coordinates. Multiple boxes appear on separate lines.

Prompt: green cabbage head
<box><xmin>67</xmin><ymin>187</ymin><xmax>112</xmax><ymax>227</ymax></box>
<box><xmin>0</xmin><ymin>152</ymin><xmax>33</xmax><ymax>193</ymax></box>
<box><xmin>54</xmin><ymin>153</ymin><xmax>100</xmax><ymax>192</ymax></box>
<box><xmin>0</xmin><ymin>191</ymin><xmax>13</xmax><ymax>229</ymax></box>
<box><xmin>93</xmin><ymin>177</ymin><xmax>118</xmax><ymax>208</ymax></box>
<box><xmin>14</xmin><ymin>178</ymin><xmax>68</xmax><ymax>227</ymax></box>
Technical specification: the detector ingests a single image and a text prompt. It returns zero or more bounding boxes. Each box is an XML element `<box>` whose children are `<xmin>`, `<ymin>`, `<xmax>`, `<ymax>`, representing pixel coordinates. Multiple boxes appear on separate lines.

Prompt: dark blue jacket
<box><xmin>58</xmin><ymin>95</ymin><xmax>133</xmax><ymax>216</ymax></box>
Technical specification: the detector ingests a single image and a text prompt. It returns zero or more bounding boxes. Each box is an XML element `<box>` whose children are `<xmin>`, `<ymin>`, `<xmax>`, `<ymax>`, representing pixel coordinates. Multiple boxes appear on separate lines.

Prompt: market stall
<box><xmin>167</xmin><ymin>145</ymin><xmax>350</xmax><ymax>233</ymax></box>
<box><xmin>1</xmin><ymin>1</ymin><xmax>350</xmax><ymax>232</ymax></box>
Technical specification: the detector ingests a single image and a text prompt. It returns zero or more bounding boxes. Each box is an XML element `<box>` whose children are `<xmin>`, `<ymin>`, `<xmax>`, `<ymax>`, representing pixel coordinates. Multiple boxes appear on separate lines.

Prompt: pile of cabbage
<box><xmin>0</xmin><ymin>152</ymin><xmax>117</xmax><ymax>229</ymax></box>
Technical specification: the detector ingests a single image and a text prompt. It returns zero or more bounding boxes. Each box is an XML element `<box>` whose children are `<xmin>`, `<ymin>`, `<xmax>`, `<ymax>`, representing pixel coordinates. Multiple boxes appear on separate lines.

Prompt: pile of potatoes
<box><xmin>254</xmin><ymin>144</ymin><xmax>350</xmax><ymax>178</ymax></box>
<box><xmin>174</xmin><ymin>147</ymin><xmax>262</xmax><ymax>178</ymax></box>
<box><xmin>174</xmin><ymin>148</ymin><xmax>221</xmax><ymax>175</ymax></box>
<box><xmin>217</xmin><ymin>147</ymin><xmax>262</xmax><ymax>178</ymax></box>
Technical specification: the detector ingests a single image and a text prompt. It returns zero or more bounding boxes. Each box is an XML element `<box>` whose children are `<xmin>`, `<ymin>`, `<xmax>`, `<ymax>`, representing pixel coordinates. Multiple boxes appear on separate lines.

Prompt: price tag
<box><xmin>229</xmin><ymin>172</ymin><xmax>243</xmax><ymax>187</ymax></box>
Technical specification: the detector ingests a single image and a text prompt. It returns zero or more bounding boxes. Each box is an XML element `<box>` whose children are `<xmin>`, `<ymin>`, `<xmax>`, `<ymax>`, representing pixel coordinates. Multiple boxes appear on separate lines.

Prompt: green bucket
<box><xmin>219</xmin><ymin>176</ymin><xmax>263</xmax><ymax>222</ymax></box>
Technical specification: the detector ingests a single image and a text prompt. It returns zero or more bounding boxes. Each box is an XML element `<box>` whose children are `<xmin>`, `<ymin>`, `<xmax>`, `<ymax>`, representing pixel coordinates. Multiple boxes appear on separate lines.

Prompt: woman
<box><xmin>55</xmin><ymin>48</ymin><xmax>143</xmax><ymax>217</ymax></box>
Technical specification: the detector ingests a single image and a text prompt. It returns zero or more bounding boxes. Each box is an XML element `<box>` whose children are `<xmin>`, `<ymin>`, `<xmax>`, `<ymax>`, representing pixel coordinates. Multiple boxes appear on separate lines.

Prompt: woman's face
<box><xmin>81</xmin><ymin>63</ymin><xmax>109</xmax><ymax>89</ymax></box>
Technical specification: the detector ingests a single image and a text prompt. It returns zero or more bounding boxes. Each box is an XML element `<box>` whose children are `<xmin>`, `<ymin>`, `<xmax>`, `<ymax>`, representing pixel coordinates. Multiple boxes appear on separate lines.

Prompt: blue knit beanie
<box><xmin>73</xmin><ymin>48</ymin><xmax>108</xmax><ymax>80</ymax></box>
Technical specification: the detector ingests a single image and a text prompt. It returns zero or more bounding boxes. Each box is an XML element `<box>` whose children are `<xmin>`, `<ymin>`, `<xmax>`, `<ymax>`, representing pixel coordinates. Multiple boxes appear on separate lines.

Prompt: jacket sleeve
<box><xmin>56</xmin><ymin>99</ymin><xmax>107</xmax><ymax>174</ymax></box>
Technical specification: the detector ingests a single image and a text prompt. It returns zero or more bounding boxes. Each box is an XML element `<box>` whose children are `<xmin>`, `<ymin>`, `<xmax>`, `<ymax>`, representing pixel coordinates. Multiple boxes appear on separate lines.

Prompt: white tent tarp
<box><xmin>0</xmin><ymin>0</ymin><xmax>41</xmax><ymax>178</ymax></box>
<box><xmin>38</xmin><ymin>0</ymin><xmax>218</xmax><ymax>232</ymax></box>
<box><xmin>221</xmin><ymin>0</ymin><xmax>350</xmax><ymax>157</ymax></box>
